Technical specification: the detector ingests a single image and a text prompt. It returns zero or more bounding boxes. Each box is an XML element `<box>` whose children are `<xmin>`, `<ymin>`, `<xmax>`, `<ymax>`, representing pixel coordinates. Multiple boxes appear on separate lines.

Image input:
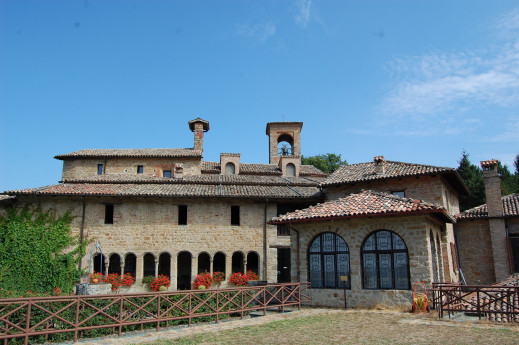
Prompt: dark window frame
<box><xmin>163</xmin><ymin>170</ymin><xmax>172</xmax><ymax>178</ymax></box>
<box><xmin>137</xmin><ymin>165</ymin><xmax>144</xmax><ymax>174</ymax></box>
<box><xmin>307</xmin><ymin>232</ymin><xmax>350</xmax><ymax>289</ymax></box>
<box><xmin>97</xmin><ymin>164</ymin><xmax>104</xmax><ymax>175</ymax></box>
<box><xmin>391</xmin><ymin>190</ymin><xmax>405</xmax><ymax>198</ymax></box>
<box><xmin>361</xmin><ymin>230</ymin><xmax>410</xmax><ymax>290</ymax></box>
<box><xmin>105</xmin><ymin>204</ymin><xmax>114</xmax><ymax>224</ymax></box>
<box><xmin>231</xmin><ymin>205</ymin><xmax>240</xmax><ymax>226</ymax></box>
<box><xmin>178</xmin><ymin>205</ymin><xmax>187</xmax><ymax>225</ymax></box>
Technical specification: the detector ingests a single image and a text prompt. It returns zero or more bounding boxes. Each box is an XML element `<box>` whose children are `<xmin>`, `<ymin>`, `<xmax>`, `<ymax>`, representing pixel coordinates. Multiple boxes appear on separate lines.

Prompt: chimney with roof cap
<box><xmin>374</xmin><ymin>156</ymin><xmax>386</xmax><ymax>174</ymax></box>
<box><xmin>480</xmin><ymin>159</ymin><xmax>510</xmax><ymax>281</ymax></box>
<box><xmin>188</xmin><ymin>118</ymin><xmax>210</xmax><ymax>152</ymax></box>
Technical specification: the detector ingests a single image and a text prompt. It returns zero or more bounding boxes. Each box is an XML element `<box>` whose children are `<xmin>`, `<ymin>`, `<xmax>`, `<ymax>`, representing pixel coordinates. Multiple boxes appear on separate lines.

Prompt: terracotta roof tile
<box><xmin>55</xmin><ymin>148</ymin><xmax>202</xmax><ymax>159</ymax></box>
<box><xmin>455</xmin><ymin>194</ymin><xmax>519</xmax><ymax>220</ymax></box>
<box><xmin>4</xmin><ymin>183</ymin><xmax>323</xmax><ymax>200</ymax></box>
<box><xmin>269</xmin><ymin>190</ymin><xmax>453</xmax><ymax>224</ymax></box>
<box><xmin>322</xmin><ymin>160</ymin><xmax>468</xmax><ymax>193</ymax></box>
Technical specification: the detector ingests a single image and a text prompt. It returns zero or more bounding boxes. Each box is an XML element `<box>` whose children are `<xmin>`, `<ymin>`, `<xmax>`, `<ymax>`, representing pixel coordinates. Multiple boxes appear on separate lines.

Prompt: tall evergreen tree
<box><xmin>457</xmin><ymin>150</ymin><xmax>485</xmax><ymax>211</ymax></box>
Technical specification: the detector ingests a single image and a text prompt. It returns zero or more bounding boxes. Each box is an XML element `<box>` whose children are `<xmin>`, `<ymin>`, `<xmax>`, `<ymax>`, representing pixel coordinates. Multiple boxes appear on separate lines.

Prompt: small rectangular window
<box><xmin>105</xmin><ymin>204</ymin><xmax>114</xmax><ymax>224</ymax></box>
<box><xmin>178</xmin><ymin>205</ymin><xmax>187</xmax><ymax>225</ymax></box>
<box><xmin>97</xmin><ymin>164</ymin><xmax>104</xmax><ymax>175</ymax></box>
<box><xmin>163</xmin><ymin>170</ymin><xmax>172</xmax><ymax>178</ymax></box>
<box><xmin>137</xmin><ymin>165</ymin><xmax>144</xmax><ymax>174</ymax></box>
<box><xmin>231</xmin><ymin>205</ymin><xmax>240</xmax><ymax>226</ymax></box>
<box><xmin>391</xmin><ymin>191</ymin><xmax>405</xmax><ymax>198</ymax></box>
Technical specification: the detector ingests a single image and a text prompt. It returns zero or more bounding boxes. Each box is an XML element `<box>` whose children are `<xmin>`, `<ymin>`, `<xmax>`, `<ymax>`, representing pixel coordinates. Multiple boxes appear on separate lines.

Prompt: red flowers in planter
<box><xmin>102</xmin><ymin>273</ymin><xmax>135</xmax><ymax>291</ymax></box>
<box><xmin>229</xmin><ymin>271</ymin><xmax>259</xmax><ymax>287</ymax></box>
<box><xmin>192</xmin><ymin>271</ymin><xmax>225</xmax><ymax>289</ymax></box>
<box><xmin>150</xmin><ymin>275</ymin><xmax>170</xmax><ymax>292</ymax></box>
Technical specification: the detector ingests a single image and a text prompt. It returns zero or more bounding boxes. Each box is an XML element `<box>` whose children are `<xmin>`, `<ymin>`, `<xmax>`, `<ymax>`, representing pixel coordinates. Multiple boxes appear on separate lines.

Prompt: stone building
<box><xmin>455</xmin><ymin>159</ymin><xmax>519</xmax><ymax>285</ymax></box>
<box><xmin>1</xmin><ymin>118</ymin><xmax>470</xmax><ymax>307</ymax></box>
<box><xmin>270</xmin><ymin>156</ymin><xmax>468</xmax><ymax>307</ymax></box>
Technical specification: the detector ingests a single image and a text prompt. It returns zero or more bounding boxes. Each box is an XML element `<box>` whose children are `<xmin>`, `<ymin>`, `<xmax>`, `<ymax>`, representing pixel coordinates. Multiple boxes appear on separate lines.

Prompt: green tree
<box><xmin>498</xmin><ymin>161</ymin><xmax>518</xmax><ymax>196</ymax></box>
<box><xmin>457</xmin><ymin>150</ymin><xmax>486</xmax><ymax>211</ymax></box>
<box><xmin>0</xmin><ymin>207</ymin><xmax>86</xmax><ymax>295</ymax></box>
<box><xmin>301</xmin><ymin>153</ymin><xmax>347</xmax><ymax>174</ymax></box>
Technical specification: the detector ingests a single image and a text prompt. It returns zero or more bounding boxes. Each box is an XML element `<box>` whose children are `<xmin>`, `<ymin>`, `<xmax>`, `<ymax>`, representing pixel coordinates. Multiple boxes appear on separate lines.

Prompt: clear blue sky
<box><xmin>1</xmin><ymin>0</ymin><xmax>518</xmax><ymax>191</ymax></box>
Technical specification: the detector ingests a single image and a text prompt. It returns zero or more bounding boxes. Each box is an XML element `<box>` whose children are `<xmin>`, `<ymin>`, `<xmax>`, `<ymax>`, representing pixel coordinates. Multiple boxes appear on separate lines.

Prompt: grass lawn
<box><xmin>138</xmin><ymin>310</ymin><xmax>519</xmax><ymax>345</ymax></box>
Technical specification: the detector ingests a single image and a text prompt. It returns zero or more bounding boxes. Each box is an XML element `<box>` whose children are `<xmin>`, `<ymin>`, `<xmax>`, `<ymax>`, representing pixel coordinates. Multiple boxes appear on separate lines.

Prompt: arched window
<box><xmin>143</xmin><ymin>253</ymin><xmax>155</xmax><ymax>277</ymax></box>
<box><xmin>108</xmin><ymin>254</ymin><xmax>121</xmax><ymax>274</ymax></box>
<box><xmin>158</xmin><ymin>252</ymin><xmax>171</xmax><ymax>277</ymax></box>
<box><xmin>225</xmin><ymin>162</ymin><xmax>236</xmax><ymax>175</ymax></box>
<box><xmin>232</xmin><ymin>252</ymin><xmax>244</xmax><ymax>273</ymax></box>
<box><xmin>124</xmin><ymin>253</ymin><xmax>137</xmax><ymax>276</ymax></box>
<box><xmin>362</xmin><ymin>230</ymin><xmax>410</xmax><ymax>290</ymax></box>
<box><xmin>93</xmin><ymin>253</ymin><xmax>106</xmax><ymax>276</ymax></box>
<box><xmin>213</xmin><ymin>252</ymin><xmax>226</xmax><ymax>279</ymax></box>
<box><xmin>430</xmin><ymin>231</ymin><xmax>438</xmax><ymax>283</ymax></box>
<box><xmin>308</xmin><ymin>232</ymin><xmax>350</xmax><ymax>289</ymax></box>
<box><xmin>198</xmin><ymin>252</ymin><xmax>211</xmax><ymax>274</ymax></box>
<box><xmin>277</xmin><ymin>134</ymin><xmax>294</xmax><ymax>156</ymax></box>
<box><xmin>436</xmin><ymin>234</ymin><xmax>444</xmax><ymax>282</ymax></box>
<box><xmin>246</xmin><ymin>252</ymin><xmax>259</xmax><ymax>275</ymax></box>
<box><xmin>286</xmin><ymin>163</ymin><xmax>296</xmax><ymax>177</ymax></box>
<box><xmin>177</xmin><ymin>251</ymin><xmax>192</xmax><ymax>290</ymax></box>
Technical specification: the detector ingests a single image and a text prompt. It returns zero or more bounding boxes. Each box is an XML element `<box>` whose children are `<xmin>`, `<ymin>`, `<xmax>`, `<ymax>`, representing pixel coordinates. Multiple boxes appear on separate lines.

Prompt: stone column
<box><xmin>136</xmin><ymin>255</ymin><xmax>144</xmax><ymax>282</ymax></box>
<box><xmin>170</xmin><ymin>254</ymin><xmax>177</xmax><ymax>291</ymax></box>
<box><xmin>154</xmin><ymin>259</ymin><xmax>159</xmax><ymax>278</ymax></box>
<box><xmin>191</xmin><ymin>255</ymin><xmax>198</xmax><ymax>286</ymax></box>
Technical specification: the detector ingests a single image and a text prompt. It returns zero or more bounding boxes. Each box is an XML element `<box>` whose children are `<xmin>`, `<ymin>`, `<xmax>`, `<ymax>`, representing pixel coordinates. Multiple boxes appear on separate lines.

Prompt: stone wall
<box><xmin>455</xmin><ymin>219</ymin><xmax>495</xmax><ymax>285</ymax></box>
<box><xmin>61</xmin><ymin>158</ymin><xmax>202</xmax><ymax>180</ymax></box>
<box><xmin>10</xmin><ymin>195</ymin><xmax>285</xmax><ymax>289</ymax></box>
<box><xmin>288</xmin><ymin>215</ymin><xmax>444</xmax><ymax>308</ymax></box>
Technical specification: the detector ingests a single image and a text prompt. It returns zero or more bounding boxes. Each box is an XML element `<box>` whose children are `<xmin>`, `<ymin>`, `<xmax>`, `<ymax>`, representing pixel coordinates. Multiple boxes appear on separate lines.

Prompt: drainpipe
<box><xmin>79</xmin><ymin>196</ymin><xmax>86</xmax><ymax>271</ymax></box>
<box><xmin>263</xmin><ymin>198</ymin><xmax>268</xmax><ymax>281</ymax></box>
<box><xmin>289</xmin><ymin>223</ymin><xmax>301</xmax><ymax>282</ymax></box>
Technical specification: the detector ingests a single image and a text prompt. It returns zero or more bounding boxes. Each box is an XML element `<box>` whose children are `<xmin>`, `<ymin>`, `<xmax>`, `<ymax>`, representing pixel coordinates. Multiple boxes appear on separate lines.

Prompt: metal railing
<box><xmin>433</xmin><ymin>282</ymin><xmax>519</xmax><ymax>322</ymax></box>
<box><xmin>0</xmin><ymin>282</ymin><xmax>311</xmax><ymax>344</ymax></box>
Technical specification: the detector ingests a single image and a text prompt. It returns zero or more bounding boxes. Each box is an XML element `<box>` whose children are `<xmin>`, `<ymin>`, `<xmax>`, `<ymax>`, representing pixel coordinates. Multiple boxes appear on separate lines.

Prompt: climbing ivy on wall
<box><xmin>0</xmin><ymin>207</ymin><xmax>86</xmax><ymax>296</ymax></box>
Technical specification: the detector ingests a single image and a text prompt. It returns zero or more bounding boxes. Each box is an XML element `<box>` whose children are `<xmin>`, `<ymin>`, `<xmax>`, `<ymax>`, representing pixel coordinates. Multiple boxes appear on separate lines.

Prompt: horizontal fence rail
<box><xmin>0</xmin><ymin>282</ymin><xmax>311</xmax><ymax>344</ymax></box>
<box><xmin>433</xmin><ymin>283</ymin><xmax>519</xmax><ymax>323</ymax></box>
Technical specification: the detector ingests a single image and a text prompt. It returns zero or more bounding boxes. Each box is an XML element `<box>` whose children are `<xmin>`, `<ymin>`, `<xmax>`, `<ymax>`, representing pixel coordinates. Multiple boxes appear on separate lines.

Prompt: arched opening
<box><xmin>143</xmin><ymin>253</ymin><xmax>155</xmax><ymax>278</ymax></box>
<box><xmin>158</xmin><ymin>253</ymin><xmax>171</xmax><ymax>277</ymax></box>
<box><xmin>286</xmin><ymin>163</ymin><xmax>296</xmax><ymax>177</ymax></box>
<box><xmin>436</xmin><ymin>234</ymin><xmax>444</xmax><ymax>282</ymax></box>
<box><xmin>198</xmin><ymin>252</ymin><xmax>211</xmax><ymax>274</ymax></box>
<box><xmin>277</xmin><ymin>134</ymin><xmax>294</xmax><ymax>156</ymax></box>
<box><xmin>361</xmin><ymin>230</ymin><xmax>410</xmax><ymax>290</ymax></box>
<box><xmin>124</xmin><ymin>253</ymin><xmax>137</xmax><ymax>276</ymax></box>
<box><xmin>213</xmin><ymin>252</ymin><xmax>226</xmax><ymax>279</ymax></box>
<box><xmin>246</xmin><ymin>252</ymin><xmax>259</xmax><ymax>275</ymax></box>
<box><xmin>430</xmin><ymin>231</ymin><xmax>439</xmax><ymax>283</ymax></box>
<box><xmin>108</xmin><ymin>254</ymin><xmax>121</xmax><ymax>274</ymax></box>
<box><xmin>92</xmin><ymin>253</ymin><xmax>106</xmax><ymax>276</ymax></box>
<box><xmin>225</xmin><ymin>162</ymin><xmax>235</xmax><ymax>175</ymax></box>
<box><xmin>232</xmin><ymin>252</ymin><xmax>244</xmax><ymax>274</ymax></box>
<box><xmin>177</xmin><ymin>251</ymin><xmax>192</xmax><ymax>290</ymax></box>
<box><xmin>308</xmin><ymin>232</ymin><xmax>350</xmax><ymax>289</ymax></box>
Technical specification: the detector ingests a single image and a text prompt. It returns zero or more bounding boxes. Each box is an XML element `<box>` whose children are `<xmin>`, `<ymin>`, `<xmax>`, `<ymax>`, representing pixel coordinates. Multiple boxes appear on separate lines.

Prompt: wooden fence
<box><xmin>0</xmin><ymin>282</ymin><xmax>311</xmax><ymax>344</ymax></box>
<box><xmin>433</xmin><ymin>282</ymin><xmax>519</xmax><ymax>322</ymax></box>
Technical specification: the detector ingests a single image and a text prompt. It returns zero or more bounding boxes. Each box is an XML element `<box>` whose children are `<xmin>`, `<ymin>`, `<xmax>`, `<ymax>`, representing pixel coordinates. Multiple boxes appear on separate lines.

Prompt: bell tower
<box><xmin>265</xmin><ymin>122</ymin><xmax>302</xmax><ymax>165</ymax></box>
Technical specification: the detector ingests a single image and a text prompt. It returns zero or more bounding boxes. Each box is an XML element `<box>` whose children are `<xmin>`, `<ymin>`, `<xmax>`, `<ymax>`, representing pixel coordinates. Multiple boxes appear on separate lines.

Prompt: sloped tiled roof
<box><xmin>455</xmin><ymin>194</ymin><xmax>519</xmax><ymax>220</ymax></box>
<box><xmin>0</xmin><ymin>195</ymin><xmax>15</xmax><ymax>203</ymax></box>
<box><xmin>201</xmin><ymin>161</ymin><xmax>327</xmax><ymax>177</ymax></box>
<box><xmin>322</xmin><ymin>160</ymin><xmax>468</xmax><ymax>193</ymax></box>
<box><xmin>4</xmin><ymin>183</ymin><xmax>323</xmax><ymax>200</ymax></box>
<box><xmin>269</xmin><ymin>190</ymin><xmax>453</xmax><ymax>224</ymax></box>
<box><xmin>54</xmin><ymin>148</ymin><xmax>202</xmax><ymax>159</ymax></box>
<box><xmin>61</xmin><ymin>173</ymin><xmax>325</xmax><ymax>186</ymax></box>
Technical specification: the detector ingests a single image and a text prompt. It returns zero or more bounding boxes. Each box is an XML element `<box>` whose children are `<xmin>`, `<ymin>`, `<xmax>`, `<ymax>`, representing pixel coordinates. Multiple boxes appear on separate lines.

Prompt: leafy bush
<box><xmin>0</xmin><ymin>207</ymin><xmax>86</xmax><ymax>296</ymax></box>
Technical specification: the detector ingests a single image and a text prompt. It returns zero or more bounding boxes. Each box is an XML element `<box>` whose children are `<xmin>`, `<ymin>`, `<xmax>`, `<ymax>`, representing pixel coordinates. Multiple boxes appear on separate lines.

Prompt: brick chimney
<box><xmin>188</xmin><ymin>118</ymin><xmax>210</xmax><ymax>151</ymax></box>
<box><xmin>374</xmin><ymin>156</ymin><xmax>386</xmax><ymax>174</ymax></box>
<box><xmin>480</xmin><ymin>159</ymin><xmax>510</xmax><ymax>281</ymax></box>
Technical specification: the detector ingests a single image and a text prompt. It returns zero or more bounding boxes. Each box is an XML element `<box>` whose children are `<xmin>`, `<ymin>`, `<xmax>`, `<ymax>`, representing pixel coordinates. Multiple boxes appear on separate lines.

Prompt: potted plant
<box><xmin>89</xmin><ymin>272</ymin><xmax>103</xmax><ymax>284</ymax></box>
<box><xmin>149</xmin><ymin>275</ymin><xmax>171</xmax><ymax>292</ymax></box>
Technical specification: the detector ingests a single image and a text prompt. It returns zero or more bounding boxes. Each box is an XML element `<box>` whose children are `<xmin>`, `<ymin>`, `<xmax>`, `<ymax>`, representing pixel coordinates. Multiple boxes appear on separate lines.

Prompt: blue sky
<box><xmin>1</xmin><ymin>0</ymin><xmax>518</xmax><ymax>191</ymax></box>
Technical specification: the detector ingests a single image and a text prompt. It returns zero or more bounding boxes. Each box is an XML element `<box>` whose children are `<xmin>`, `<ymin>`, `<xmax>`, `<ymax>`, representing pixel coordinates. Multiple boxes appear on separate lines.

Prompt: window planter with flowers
<box><xmin>229</xmin><ymin>271</ymin><xmax>259</xmax><ymax>287</ymax></box>
<box><xmin>102</xmin><ymin>273</ymin><xmax>135</xmax><ymax>291</ymax></box>
<box><xmin>89</xmin><ymin>272</ymin><xmax>103</xmax><ymax>284</ymax></box>
<box><xmin>149</xmin><ymin>275</ymin><xmax>171</xmax><ymax>292</ymax></box>
<box><xmin>192</xmin><ymin>271</ymin><xmax>225</xmax><ymax>289</ymax></box>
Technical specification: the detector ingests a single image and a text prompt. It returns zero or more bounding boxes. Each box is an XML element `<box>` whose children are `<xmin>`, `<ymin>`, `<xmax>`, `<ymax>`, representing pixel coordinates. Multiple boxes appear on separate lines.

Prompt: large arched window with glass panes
<box><xmin>308</xmin><ymin>232</ymin><xmax>350</xmax><ymax>289</ymax></box>
<box><xmin>361</xmin><ymin>230</ymin><xmax>410</xmax><ymax>290</ymax></box>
